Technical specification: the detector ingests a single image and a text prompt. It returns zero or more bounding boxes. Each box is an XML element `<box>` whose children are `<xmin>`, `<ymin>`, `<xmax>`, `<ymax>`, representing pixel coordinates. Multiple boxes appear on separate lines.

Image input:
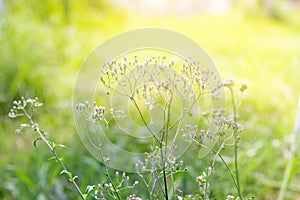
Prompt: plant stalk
<box><xmin>229</xmin><ymin>87</ymin><xmax>243</xmax><ymax>200</ymax></box>
<box><xmin>278</xmin><ymin>96</ymin><xmax>300</xmax><ymax>200</ymax></box>
<box><xmin>22</xmin><ymin>108</ymin><xmax>86</xmax><ymax>200</ymax></box>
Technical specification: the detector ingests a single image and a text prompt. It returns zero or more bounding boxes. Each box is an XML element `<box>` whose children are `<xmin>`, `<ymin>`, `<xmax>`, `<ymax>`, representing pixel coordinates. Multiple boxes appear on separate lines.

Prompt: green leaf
<box><xmin>60</xmin><ymin>169</ymin><xmax>68</xmax><ymax>175</ymax></box>
<box><xmin>71</xmin><ymin>175</ymin><xmax>78</xmax><ymax>182</ymax></box>
<box><xmin>55</xmin><ymin>144</ymin><xmax>68</xmax><ymax>150</ymax></box>
<box><xmin>48</xmin><ymin>156</ymin><xmax>56</xmax><ymax>161</ymax></box>
<box><xmin>40</xmin><ymin>130</ymin><xmax>47</xmax><ymax>136</ymax></box>
<box><xmin>60</xmin><ymin>169</ymin><xmax>73</xmax><ymax>179</ymax></box>
<box><xmin>51</xmin><ymin>141</ymin><xmax>56</xmax><ymax>149</ymax></box>
<box><xmin>48</xmin><ymin>156</ymin><xmax>63</xmax><ymax>163</ymax></box>
<box><xmin>85</xmin><ymin>185</ymin><xmax>95</xmax><ymax>194</ymax></box>
<box><xmin>33</xmin><ymin>137</ymin><xmax>42</xmax><ymax>147</ymax></box>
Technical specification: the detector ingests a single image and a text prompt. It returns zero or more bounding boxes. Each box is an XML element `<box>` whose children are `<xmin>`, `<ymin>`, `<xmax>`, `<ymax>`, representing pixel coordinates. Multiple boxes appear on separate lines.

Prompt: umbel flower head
<box><xmin>74</xmin><ymin>53</ymin><xmax>227</xmax><ymax>173</ymax></box>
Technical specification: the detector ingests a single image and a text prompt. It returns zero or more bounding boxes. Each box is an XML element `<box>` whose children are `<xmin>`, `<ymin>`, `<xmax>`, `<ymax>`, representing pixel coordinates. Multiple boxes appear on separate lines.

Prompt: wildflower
<box><xmin>240</xmin><ymin>84</ymin><xmax>248</xmax><ymax>92</ymax></box>
<box><xmin>170</xmin><ymin>59</ymin><xmax>174</xmax><ymax>66</ymax></box>
<box><xmin>220</xmin><ymin>116</ymin><xmax>227</xmax><ymax>123</ymax></box>
<box><xmin>223</xmin><ymin>78</ymin><xmax>235</xmax><ymax>87</ymax></box>
<box><xmin>127</xmin><ymin>194</ymin><xmax>142</xmax><ymax>200</ymax></box>
<box><xmin>196</xmin><ymin>173</ymin><xmax>207</xmax><ymax>186</ymax></box>
<box><xmin>226</xmin><ymin>195</ymin><xmax>235</xmax><ymax>200</ymax></box>
<box><xmin>191</xmin><ymin>131</ymin><xmax>196</xmax><ymax>138</ymax></box>
<box><xmin>180</xmin><ymin>160</ymin><xmax>183</xmax><ymax>166</ymax></box>
<box><xmin>200</xmin><ymin>129</ymin><xmax>206</xmax><ymax>135</ymax></box>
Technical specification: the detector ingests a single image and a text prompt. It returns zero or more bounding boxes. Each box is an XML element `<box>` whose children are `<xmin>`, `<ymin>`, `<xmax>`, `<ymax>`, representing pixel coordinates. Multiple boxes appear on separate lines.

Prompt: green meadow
<box><xmin>1</xmin><ymin>1</ymin><xmax>300</xmax><ymax>199</ymax></box>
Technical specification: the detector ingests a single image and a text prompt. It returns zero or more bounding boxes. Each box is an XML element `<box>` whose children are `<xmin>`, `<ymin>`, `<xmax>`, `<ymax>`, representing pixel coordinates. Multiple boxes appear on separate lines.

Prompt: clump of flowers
<box><xmin>75</xmin><ymin>54</ymin><xmax>246</xmax><ymax>199</ymax></box>
<box><xmin>9</xmin><ymin>97</ymin><xmax>86</xmax><ymax>200</ymax></box>
<box><xmin>10</xmin><ymin>54</ymin><xmax>250</xmax><ymax>199</ymax></box>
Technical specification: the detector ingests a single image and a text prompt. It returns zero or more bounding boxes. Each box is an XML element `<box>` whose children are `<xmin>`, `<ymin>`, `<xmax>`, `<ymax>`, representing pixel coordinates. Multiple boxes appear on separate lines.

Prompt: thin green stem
<box><xmin>104</xmin><ymin>171</ymin><xmax>121</xmax><ymax>200</ymax></box>
<box><xmin>22</xmin><ymin>108</ymin><xmax>86</xmax><ymax>200</ymax></box>
<box><xmin>278</xmin><ymin>96</ymin><xmax>300</xmax><ymax>200</ymax></box>
<box><xmin>216</xmin><ymin>151</ymin><xmax>239</xmax><ymax>191</ymax></box>
<box><xmin>130</xmin><ymin>96</ymin><xmax>164</xmax><ymax>196</ymax></box>
<box><xmin>228</xmin><ymin>87</ymin><xmax>243</xmax><ymax>200</ymax></box>
<box><xmin>204</xmin><ymin>154</ymin><xmax>211</xmax><ymax>200</ymax></box>
<box><xmin>137</xmin><ymin>171</ymin><xmax>152</xmax><ymax>199</ymax></box>
<box><xmin>160</xmin><ymin>141</ymin><xmax>169</xmax><ymax>200</ymax></box>
<box><xmin>130</xmin><ymin>97</ymin><xmax>160</xmax><ymax>144</ymax></box>
<box><xmin>164</xmin><ymin>93</ymin><xmax>172</xmax><ymax>146</ymax></box>
<box><xmin>160</xmin><ymin>94</ymin><xmax>173</xmax><ymax>200</ymax></box>
<box><xmin>95</xmin><ymin>135</ymin><xmax>121</xmax><ymax>200</ymax></box>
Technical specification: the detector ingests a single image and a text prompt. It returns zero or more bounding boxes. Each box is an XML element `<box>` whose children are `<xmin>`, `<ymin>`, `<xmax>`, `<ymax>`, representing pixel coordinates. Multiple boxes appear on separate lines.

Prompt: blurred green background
<box><xmin>1</xmin><ymin>0</ymin><xmax>300</xmax><ymax>199</ymax></box>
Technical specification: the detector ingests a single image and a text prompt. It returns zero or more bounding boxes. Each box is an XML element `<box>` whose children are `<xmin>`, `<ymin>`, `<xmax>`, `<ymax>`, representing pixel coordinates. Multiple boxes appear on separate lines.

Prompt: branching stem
<box><xmin>21</xmin><ymin>108</ymin><xmax>86</xmax><ymax>200</ymax></box>
<box><xmin>228</xmin><ymin>87</ymin><xmax>243</xmax><ymax>200</ymax></box>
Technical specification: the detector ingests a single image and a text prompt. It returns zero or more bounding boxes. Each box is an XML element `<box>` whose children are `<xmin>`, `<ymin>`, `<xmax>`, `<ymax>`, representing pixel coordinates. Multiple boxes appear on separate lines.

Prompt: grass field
<box><xmin>1</xmin><ymin>1</ymin><xmax>300</xmax><ymax>199</ymax></box>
